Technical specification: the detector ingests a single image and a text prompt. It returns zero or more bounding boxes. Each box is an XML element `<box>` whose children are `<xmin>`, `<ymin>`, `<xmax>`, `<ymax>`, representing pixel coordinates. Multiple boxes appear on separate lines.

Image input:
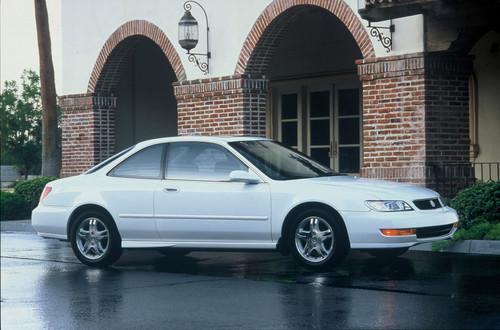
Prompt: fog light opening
<box><xmin>380</xmin><ymin>228</ymin><xmax>417</xmax><ymax>236</ymax></box>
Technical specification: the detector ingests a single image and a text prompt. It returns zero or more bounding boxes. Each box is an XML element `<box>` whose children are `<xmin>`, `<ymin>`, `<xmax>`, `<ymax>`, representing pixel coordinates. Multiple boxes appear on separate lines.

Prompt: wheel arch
<box><xmin>278</xmin><ymin>202</ymin><xmax>349</xmax><ymax>255</ymax></box>
<box><xmin>67</xmin><ymin>204</ymin><xmax>121</xmax><ymax>241</ymax></box>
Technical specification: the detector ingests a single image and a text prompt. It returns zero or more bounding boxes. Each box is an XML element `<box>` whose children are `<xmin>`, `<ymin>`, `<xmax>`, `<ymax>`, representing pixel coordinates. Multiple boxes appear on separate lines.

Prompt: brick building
<box><xmin>58</xmin><ymin>0</ymin><xmax>499</xmax><ymax>195</ymax></box>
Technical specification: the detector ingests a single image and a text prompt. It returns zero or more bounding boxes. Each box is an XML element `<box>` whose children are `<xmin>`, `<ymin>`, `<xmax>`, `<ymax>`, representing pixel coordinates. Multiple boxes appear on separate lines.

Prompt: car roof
<box><xmin>135</xmin><ymin>135</ymin><xmax>270</xmax><ymax>148</ymax></box>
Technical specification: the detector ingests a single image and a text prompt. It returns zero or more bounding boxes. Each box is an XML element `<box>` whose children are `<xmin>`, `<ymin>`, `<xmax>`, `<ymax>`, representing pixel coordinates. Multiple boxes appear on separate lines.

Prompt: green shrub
<box><xmin>453</xmin><ymin>222</ymin><xmax>496</xmax><ymax>240</ymax></box>
<box><xmin>432</xmin><ymin>222</ymin><xmax>500</xmax><ymax>250</ymax></box>
<box><xmin>0</xmin><ymin>191</ymin><xmax>30</xmax><ymax>220</ymax></box>
<box><xmin>14</xmin><ymin>176</ymin><xmax>57</xmax><ymax>210</ymax></box>
<box><xmin>450</xmin><ymin>181</ymin><xmax>500</xmax><ymax>229</ymax></box>
<box><xmin>483</xmin><ymin>224</ymin><xmax>500</xmax><ymax>240</ymax></box>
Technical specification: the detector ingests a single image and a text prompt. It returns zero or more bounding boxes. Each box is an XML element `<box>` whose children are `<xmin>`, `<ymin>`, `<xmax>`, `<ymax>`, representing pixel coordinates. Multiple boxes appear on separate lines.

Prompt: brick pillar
<box><xmin>357</xmin><ymin>52</ymin><xmax>473</xmax><ymax>194</ymax></box>
<box><xmin>59</xmin><ymin>94</ymin><xmax>117</xmax><ymax>177</ymax></box>
<box><xmin>174</xmin><ymin>75</ymin><xmax>268</xmax><ymax>136</ymax></box>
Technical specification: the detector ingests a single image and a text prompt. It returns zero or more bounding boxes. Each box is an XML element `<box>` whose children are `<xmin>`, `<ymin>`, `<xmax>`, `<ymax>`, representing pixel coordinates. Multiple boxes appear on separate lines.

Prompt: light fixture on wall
<box><xmin>178</xmin><ymin>1</ymin><xmax>210</xmax><ymax>74</ymax></box>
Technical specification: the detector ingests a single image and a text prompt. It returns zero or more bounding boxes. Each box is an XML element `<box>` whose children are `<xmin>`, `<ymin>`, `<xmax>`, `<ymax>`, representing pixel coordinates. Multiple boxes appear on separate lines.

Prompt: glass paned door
<box><xmin>336</xmin><ymin>88</ymin><xmax>361</xmax><ymax>173</ymax></box>
<box><xmin>308</xmin><ymin>90</ymin><xmax>332</xmax><ymax>167</ymax></box>
<box><xmin>278</xmin><ymin>92</ymin><xmax>300</xmax><ymax>149</ymax></box>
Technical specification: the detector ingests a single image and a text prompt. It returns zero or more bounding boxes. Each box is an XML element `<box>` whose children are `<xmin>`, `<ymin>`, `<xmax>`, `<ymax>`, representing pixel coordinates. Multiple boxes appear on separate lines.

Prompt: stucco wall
<box><xmin>59</xmin><ymin>0</ymin><xmax>424</xmax><ymax>95</ymax></box>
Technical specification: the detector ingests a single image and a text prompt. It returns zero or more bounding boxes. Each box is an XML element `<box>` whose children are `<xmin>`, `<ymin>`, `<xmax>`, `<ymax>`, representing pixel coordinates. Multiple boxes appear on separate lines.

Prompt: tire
<box><xmin>70</xmin><ymin>210</ymin><xmax>122</xmax><ymax>267</ymax></box>
<box><xmin>289</xmin><ymin>208</ymin><xmax>349</xmax><ymax>269</ymax></box>
<box><xmin>368</xmin><ymin>247</ymin><xmax>409</xmax><ymax>258</ymax></box>
<box><xmin>157</xmin><ymin>248</ymin><xmax>190</xmax><ymax>257</ymax></box>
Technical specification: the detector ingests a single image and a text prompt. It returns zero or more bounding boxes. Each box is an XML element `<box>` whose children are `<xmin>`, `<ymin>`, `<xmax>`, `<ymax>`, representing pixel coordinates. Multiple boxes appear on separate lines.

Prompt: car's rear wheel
<box><xmin>70</xmin><ymin>210</ymin><xmax>122</xmax><ymax>267</ymax></box>
<box><xmin>367</xmin><ymin>247</ymin><xmax>409</xmax><ymax>258</ymax></box>
<box><xmin>289</xmin><ymin>208</ymin><xmax>349</xmax><ymax>269</ymax></box>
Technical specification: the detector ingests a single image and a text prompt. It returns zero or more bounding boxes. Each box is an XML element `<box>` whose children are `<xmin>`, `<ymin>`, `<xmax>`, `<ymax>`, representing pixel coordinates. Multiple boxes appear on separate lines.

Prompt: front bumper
<box><xmin>342</xmin><ymin>206</ymin><xmax>459</xmax><ymax>249</ymax></box>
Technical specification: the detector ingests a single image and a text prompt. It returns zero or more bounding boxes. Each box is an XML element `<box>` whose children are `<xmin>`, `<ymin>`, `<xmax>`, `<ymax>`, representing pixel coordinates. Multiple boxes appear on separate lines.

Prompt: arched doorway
<box><xmin>235</xmin><ymin>1</ymin><xmax>374</xmax><ymax>173</ymax></box>
<box><xmin>468</xmin><ymin>30</ymin><xmax>500</xmax><ymax>180</ymax></box>
<box><xmin>88</xmin><ymin>20</ymin><xmax>185</xmax><ymax>154</ymax></box>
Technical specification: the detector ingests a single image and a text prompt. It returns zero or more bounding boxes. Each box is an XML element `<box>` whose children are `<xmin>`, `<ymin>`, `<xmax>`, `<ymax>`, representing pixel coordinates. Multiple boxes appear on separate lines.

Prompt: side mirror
<box><xmin>229</xmin><ymin>170</ymin><xmax>260</xmax><ymax>184</ymax></box>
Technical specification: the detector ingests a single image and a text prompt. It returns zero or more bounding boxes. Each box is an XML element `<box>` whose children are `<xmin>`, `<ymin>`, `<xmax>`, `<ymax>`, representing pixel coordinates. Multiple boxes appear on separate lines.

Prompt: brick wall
<box><xmin>174</xmin><ymin>75</ymin><xmax>268</xmax><ymax>136</ymax></box>
<box><xmin>59</xmin><ymin>94</ymin><xmax>117</xmax><ymax>177</ymax></box>
<box><xmin>235</xmin><ymin>0</ymin><xmax>375</xmax><ymax>75</ymax></box>
<box><xmin>424</xmin><ymin>53</ymin><xmax>473</xmax><ymax>165</ymax></box>
<box><xmin>358</xmin><ymin>54</ymin><xmax>427</xmax><ymax>184</ymax></box>
<box><xmin>357</xmin><ymin>52</ymin><xmax>473</xmax><ymax>192</ymax></box>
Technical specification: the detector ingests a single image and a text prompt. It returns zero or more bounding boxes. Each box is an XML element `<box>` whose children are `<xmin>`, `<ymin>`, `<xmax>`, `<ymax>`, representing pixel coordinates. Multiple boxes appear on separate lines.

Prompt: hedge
<box><xmin>433</xmin><ymin>181</ymin><xmax>500</xmax><ymax>249</ymax></box>
<box><xmin>0</xmin><ymin>191</ymin><xmax>30</xmax><ymax>220</ymax></box>
<box><xmin>449</xmin><ymin>181</ymin><xmax>500</xmax><ymax>229</ymax></box>
<box><xmin>14</xmin><ymin>176</ymin><xmax>57</xmax><ymax>211</ymax></box>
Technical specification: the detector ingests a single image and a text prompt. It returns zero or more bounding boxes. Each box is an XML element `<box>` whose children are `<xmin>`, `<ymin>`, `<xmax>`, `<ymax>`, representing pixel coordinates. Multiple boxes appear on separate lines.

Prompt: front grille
<box><xmin>416</xmin><ymin>224</ymin><xmax>454</xmax><ymax>239</ymax></box>
<box><xmin>413</xmin><ymin>198</ymin><xmax>442</xmax><ymax>210</ymax></box>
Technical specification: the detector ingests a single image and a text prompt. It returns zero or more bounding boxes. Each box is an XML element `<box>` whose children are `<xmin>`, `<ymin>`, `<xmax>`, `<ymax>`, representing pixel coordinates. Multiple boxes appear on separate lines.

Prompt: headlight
<box><xmin>365</xmin><ymin>200</ymin><xmax>413</xmax><ymax>212</ymax></box>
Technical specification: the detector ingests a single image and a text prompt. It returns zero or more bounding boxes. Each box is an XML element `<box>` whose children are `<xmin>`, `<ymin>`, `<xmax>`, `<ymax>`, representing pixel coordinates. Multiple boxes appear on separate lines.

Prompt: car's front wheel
<box><xmin>70</xmin><ymin>211</ymin><xmax>122</xmax><ymax>267</ymax></box>
<box><xmin>290</xmin><ymin>208</ymin><xmax>349</xmax><ymax>269</ymax></box>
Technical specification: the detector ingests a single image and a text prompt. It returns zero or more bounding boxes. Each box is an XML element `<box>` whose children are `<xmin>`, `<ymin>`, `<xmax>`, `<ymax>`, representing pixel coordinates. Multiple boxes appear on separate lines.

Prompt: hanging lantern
<box><xmin>178</xmin><ymin>10</ymin><xmax>199</xmax><ymax>52</ymax></box>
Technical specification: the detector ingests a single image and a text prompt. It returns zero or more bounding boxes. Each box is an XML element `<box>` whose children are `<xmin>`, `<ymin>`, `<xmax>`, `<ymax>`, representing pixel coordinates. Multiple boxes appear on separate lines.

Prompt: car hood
<box><xmin>307</xmin><ymin>175</ymin><xmax>439</xmax><ymax>200</ymax></box>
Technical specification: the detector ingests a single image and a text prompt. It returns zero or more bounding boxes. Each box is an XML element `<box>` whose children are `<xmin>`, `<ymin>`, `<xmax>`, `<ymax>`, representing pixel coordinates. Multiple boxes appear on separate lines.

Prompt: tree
<box><xmin>34</xmin><ymin>0</ymin><xmax>59</xmax><ymax>176</ymax></box>
<box><xmin>0</xmin><ymin>70</ymin><xmax>42</xmax><ymax>178</ymax></box>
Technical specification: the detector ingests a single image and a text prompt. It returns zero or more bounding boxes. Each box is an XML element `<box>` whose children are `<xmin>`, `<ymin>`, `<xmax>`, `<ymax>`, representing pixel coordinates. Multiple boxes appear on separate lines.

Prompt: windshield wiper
<box><xmin>318</xmin><ymin>172</ymin><xmax>342</xmax><ymax>177</ymax></box>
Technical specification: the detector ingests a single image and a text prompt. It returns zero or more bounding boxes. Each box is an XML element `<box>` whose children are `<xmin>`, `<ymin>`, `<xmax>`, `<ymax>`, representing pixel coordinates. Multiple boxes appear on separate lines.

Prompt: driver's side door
<box><xmin>154</xmin><ymin>142</ymin><xmax>271</xmax><ymax>243</ymax></box>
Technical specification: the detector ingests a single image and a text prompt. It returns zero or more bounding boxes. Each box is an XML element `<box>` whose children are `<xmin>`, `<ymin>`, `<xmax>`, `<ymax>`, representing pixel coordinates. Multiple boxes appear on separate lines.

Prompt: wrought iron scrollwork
<box><xmin>367</xmin><ymin>21</ymin><xmax>394</xmax><ymax>53</ymax></box>
<box><xmin>183</xmin><ymin>1</ymin><xmax>193</xmax><ymax>11</ymax></box>
<box><xmin>188</xmin><ymin>53</ymin><xmax>209</xmax><ymax>74</ymax></box>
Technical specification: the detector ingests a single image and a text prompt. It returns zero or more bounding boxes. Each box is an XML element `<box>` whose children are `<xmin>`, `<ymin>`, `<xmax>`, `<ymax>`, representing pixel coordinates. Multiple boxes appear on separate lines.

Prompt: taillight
<box><xmin>39</xmin><ymin>186</ymin><xmax>52</xmax><ymax>204</ymax></box>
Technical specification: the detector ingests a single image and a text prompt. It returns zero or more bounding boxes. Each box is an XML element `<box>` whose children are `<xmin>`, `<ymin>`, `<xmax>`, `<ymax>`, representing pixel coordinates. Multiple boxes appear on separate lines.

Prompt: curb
<box><xmin>410</xmin><ymin>240</ymin><xmax>500</xmax><ymax>256</ymax></box>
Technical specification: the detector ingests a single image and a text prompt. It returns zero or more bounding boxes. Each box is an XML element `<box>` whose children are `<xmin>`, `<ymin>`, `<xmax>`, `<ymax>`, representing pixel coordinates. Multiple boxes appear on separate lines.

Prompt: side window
<box><xmin>166</xmin><ymin>142</ymin><xmax>247</xmax><ymax>181</ymax></box>
<box><xmin>109</xmin><ymin>144</ymin><xmax>163</xmax><ymax>179</ymax></box>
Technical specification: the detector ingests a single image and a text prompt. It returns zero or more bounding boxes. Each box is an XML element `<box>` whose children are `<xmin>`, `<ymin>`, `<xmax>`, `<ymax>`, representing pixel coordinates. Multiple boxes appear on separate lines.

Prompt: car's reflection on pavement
<box><xmin>2</xmin><ymin>227</ymin><xmax>500</xmax><ymax>329</ymax></box>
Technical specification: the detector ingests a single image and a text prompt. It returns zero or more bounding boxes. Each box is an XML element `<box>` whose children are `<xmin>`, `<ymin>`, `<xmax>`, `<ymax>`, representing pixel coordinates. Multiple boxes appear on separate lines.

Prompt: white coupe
<box><xmin>32</xmin><ymin>136</ymin><xmax>458</xmax><ymax>268</ymax></box>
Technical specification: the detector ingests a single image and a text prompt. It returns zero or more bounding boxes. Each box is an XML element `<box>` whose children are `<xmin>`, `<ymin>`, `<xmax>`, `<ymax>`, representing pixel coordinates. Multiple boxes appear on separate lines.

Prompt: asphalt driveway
<box><xmin>1</xmin><ymin>220</ymin><xmax>499</xmax><ymax>329</ymax></box>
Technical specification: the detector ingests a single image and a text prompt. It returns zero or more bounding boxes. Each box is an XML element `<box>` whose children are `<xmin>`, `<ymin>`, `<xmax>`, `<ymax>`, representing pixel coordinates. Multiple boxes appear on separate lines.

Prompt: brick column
<box><xmin>357</xmin><ymin>52</ymin><xmax>473</xmax><ymax>193</ymax></box>
<box><xmin>423</xmin><ymin>53</ymin><xmax>474</xmax><ymax>194</ymax></box>
<box><xmin>59</xmin><ymin>94</ymin><xmax>117</xmax><ymax>177</ymax></box>
<box><xmin>174</xmin><ymin>75</ymin><xmax>268</xmax><ymax>136</ymax></box>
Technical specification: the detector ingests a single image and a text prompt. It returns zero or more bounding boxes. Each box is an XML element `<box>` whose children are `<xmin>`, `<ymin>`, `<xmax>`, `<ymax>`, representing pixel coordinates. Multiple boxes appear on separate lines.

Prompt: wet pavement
<box><xmin>1</xmin><ymin>221</ymin><xmax>500</xmax><ymax>329</ymax></box>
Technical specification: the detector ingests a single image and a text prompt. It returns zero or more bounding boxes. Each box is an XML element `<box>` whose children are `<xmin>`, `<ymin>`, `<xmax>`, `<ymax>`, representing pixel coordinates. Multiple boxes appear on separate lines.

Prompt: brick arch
<box><xmin>235</xmin><ymin>0</ymin><xmax>375</xmax><ymax>75</ymax></box>
<box><xmin>87</xmin><ymin>20</ymin><xmax>186</xmax><ymax>93</ymax></box>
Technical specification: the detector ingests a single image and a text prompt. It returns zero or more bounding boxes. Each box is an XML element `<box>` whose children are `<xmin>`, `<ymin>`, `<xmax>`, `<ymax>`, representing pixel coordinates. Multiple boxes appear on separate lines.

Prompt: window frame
<box><xmin>229</xmin><ymin>140</ymin><xmax>337</xmax><ymax>181</ymax></box>
<box><xmin>163</xmin><ymin>141</ymin><xmax>250</xmax><ymax>182</ymax></box>
<box><xmin>107</xmin><ymin>144</ymin><xmax>167</xmax><ymax>180</ymax></box>
<box><xmin>85</xmin><ymin>145</ymin><xmax>135</xmax><ymax>175</ymax></box>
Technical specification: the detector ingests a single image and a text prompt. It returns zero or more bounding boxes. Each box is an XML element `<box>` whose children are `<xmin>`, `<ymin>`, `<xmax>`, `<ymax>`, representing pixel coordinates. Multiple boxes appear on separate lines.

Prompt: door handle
<box><xmin>163</xmin><ymin>187</ymin><xmax>179</xmax><ymax>193</ymax></box>
<box><xmin>329</xmin><ymin>141</ymin><xmax>338</xmax><ymax>158</ymax></box>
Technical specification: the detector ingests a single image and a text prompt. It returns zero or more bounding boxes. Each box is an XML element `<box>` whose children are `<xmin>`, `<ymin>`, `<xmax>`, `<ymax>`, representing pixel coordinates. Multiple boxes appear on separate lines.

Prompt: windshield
<box><xmin>84</xmin><ymin>146</ymin><xmax>134</xmax><ymax>174</ymax></box>
<box><xmin>229</xmin><ymin>140</ymin><xmax>338</xmax><ymax>180</ymax></box>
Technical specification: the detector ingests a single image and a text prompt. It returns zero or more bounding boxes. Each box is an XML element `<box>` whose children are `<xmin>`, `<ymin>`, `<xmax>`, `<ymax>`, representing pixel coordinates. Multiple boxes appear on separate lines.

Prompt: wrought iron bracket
<box><xmin>183</xmin><ymin>1</ymin><xmax>210</xmax><ymax>74</ymax></box>
<box><xmin>367</xmin><ymin>20</ymin><xmax>394</xmax><ymax>53</ymax></box>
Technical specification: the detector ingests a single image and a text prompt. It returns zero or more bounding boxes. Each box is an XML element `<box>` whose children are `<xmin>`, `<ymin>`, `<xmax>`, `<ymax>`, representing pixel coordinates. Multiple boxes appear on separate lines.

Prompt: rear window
<box><xmin>85</xmin><ymin>146</ymin><xmax>134</xmax><ymax>174</ymax></box>
<box><xmin>108</xmin><ymin>144</ymin><xmax>164</xmax><ymax>179</ymax></box>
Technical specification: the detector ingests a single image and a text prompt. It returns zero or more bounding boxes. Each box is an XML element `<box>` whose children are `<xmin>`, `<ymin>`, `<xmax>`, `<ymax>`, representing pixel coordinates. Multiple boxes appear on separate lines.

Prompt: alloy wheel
<box><xmin>294</xmin><ymin>216</ymin><xmax>334</xmax><ymax>263</ymax></box>
<box><xmin>76</xmin><ymin>217</ymin><xmax>110</xmax><ymax>260</ymax></box>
